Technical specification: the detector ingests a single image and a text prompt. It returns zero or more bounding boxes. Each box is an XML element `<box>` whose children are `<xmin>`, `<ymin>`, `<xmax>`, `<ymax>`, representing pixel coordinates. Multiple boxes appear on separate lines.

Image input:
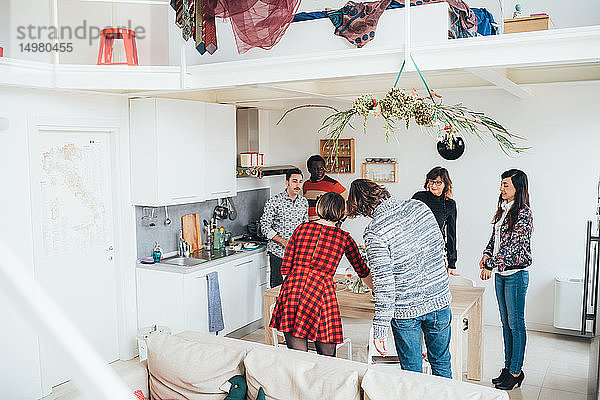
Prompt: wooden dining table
<box><xmin>263</xmin><ymin>277</ymin><xmax>485</xmax><ymax>382</ymax></box>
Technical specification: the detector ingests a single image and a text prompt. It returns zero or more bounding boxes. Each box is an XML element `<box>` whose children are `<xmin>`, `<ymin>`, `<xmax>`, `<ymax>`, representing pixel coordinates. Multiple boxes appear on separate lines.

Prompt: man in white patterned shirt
<box><xmin>260</xmin><ymin>168</ymin><xmax>308</xmax><ymax>287</ymax></box>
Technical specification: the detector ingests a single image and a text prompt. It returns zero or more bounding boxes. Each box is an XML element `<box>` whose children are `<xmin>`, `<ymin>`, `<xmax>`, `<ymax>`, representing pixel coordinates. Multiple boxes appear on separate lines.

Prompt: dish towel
<box><xmin>207</xmin><ymin>271</ymin><xmax>225</xmax><ymax>334</ymax></box>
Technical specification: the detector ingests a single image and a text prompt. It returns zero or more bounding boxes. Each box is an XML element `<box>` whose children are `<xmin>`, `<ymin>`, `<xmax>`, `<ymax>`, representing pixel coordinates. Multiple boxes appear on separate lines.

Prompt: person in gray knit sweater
<box><xmin>347</xmin><ymin>179</ymin><xmax>453</xmax><ymax>378</ymax></box>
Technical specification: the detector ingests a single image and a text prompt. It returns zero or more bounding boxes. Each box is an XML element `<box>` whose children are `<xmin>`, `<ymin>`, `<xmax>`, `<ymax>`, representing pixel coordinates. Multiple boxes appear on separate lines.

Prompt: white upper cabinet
<box><xmin>129</xmin><ymin>98</ymin><xmax>236</xmax><ymax>206</ymax></box>
<box><xmin>204</xmin><ymin>103</ymin><xmax>237</xmax><ymax>200</ymax></box>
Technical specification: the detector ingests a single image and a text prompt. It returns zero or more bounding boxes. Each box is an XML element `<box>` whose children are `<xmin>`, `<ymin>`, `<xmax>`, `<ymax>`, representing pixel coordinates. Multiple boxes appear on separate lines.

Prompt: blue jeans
<box><xmin>495</xmin><ymin>270</ymin><xmax>529</xmax><ymax>375</ymax></box>
<box><xmin>391</xmin><ymin>306</ymin><xmax>452</xmax><ymax>379</ymax></box>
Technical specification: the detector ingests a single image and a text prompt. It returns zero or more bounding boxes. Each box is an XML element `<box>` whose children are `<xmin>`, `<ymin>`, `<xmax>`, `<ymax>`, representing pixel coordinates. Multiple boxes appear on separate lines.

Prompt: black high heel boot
<box><xmin>495</xmin><ymin>371</ymin><xmax>525</xmax><ymax>390</ymax></box>
<box><xmin>491</xmin><ymin>368</ymin><xmax>510</xmax><ymax>385</ymax></box>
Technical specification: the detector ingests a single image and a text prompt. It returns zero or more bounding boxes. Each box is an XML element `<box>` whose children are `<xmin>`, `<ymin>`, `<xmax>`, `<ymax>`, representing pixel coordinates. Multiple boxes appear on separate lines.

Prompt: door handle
<box><xmin>234</xmin><ymin>260</ymin><xmax>253</xmax><ymax>268</ymax></box>
<box><xmin>106</xmin><ymin>245</ymin><xmax>114</xmax><ymax>251</ymax></box>
<box><xmin>582</xmin><ymin>221</ymin><xmax>592</xmax><ymax>335</ymax></box>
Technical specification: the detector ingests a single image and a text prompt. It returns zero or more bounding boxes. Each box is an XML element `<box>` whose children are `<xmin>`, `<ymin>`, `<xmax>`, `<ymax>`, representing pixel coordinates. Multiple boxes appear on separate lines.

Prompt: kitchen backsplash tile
<box><xmin>135</xmin><ymin>188</ymin><xmax>270</xmax><ymax>258</ymax></box>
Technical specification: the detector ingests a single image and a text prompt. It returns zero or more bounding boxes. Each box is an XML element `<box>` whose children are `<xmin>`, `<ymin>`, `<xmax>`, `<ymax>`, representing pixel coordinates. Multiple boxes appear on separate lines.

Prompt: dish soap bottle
<box><xmin>219</xmin><ymin>227</ymin><xmax>226</xmax><ymax>249</ymax></box>
<box><xmin>152</xmin><ymin>241</ymin><xmax>162</xmax><ymax>263</ymax></box>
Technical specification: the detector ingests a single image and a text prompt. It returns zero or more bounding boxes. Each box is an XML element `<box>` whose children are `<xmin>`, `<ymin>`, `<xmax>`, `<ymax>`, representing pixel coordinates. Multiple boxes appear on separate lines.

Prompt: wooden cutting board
<box><xmin>182</xmin><ymin>213</ymin><xmax>202</xmax><ymax>252</ymax></box>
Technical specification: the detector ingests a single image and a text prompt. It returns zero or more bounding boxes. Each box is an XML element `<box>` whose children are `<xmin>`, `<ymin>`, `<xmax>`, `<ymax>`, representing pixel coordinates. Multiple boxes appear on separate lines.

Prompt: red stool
<box><xmin>97</xmin><ymin>28</ymin><xmax>138</xmax><ymax>66</ymax></box>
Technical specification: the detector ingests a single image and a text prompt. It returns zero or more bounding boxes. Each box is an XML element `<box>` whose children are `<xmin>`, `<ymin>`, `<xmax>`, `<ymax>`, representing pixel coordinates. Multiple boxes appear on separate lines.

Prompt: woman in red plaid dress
<box><xmin>270</xmin><ymin>192</ymin><xmax>373</xmax><ymax>356</ymax></box>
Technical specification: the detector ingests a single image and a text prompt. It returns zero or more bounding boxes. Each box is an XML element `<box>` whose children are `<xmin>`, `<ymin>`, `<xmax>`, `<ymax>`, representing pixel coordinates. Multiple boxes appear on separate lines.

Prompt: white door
<box><xmin>29</xmin><ymin>127</ymin><xmax>119</xmax><ymax>394</ymax></box>
<box><xmin>184</xmin><ymin>271</ymin><xmax>210</xmax><ymax>333</ymax></box>
<box><xmin>220</xmin><ymin>256</ymin><xmax>258</xmax><ymax>334</ymax></box>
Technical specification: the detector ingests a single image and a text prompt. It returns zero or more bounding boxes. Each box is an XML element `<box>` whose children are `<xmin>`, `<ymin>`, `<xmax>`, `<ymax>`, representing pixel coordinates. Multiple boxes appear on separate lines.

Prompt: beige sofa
<box><xmin>141</xmin><ymin>331</ymin><xmax>508</xmax><ymax>400</ymax></box>
<box><xmin>56</xmin><ymin>331</ymin><xmax>508</xmax><ymax>399</ymax></box>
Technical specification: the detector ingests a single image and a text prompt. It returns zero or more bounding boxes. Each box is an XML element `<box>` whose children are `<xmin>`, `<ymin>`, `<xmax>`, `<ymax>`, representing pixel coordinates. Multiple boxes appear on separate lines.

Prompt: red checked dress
<box><xmin>269</xmin><ymin>221</ymin><xmax>370</xmax><ymax>344</ymax></box>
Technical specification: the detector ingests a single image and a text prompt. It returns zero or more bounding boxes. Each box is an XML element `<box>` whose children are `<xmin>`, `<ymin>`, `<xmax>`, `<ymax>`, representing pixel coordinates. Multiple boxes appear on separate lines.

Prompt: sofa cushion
<box><xmin>146</xmin><ymin>332</ymin><xmax>246</xmax><ymax>400</ymax></box>
<box><xmin>243</xmin><ymin>347</ymin><xmax>360</xmax><ymax>400</ymax></box>
<box><xmin>361</xmin><ymin>368</ymin><xmax>509</xmax><ymax>400</ymax></box>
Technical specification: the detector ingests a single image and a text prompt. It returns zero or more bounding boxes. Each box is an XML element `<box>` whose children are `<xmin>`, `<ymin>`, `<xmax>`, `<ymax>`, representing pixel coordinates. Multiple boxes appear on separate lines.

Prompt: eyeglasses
<box><xmin>428</xmin><ymin>180</ymin><xmax>444</xmax><ymax>187</ymax></box>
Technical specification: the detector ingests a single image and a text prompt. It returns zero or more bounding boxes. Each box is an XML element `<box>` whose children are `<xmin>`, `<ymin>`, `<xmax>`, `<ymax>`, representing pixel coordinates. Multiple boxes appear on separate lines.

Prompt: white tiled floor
<box><xmin>241</xmin><ymin>320</ymin><xmax>593</xmax><ymax>400</ymax></box>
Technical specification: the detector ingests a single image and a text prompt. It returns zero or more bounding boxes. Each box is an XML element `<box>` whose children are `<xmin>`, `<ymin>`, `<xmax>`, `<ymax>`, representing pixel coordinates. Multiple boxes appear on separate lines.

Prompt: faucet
<box><xmin>178</xmin><ymin>230</ymin><xmax>190</xmax><ymax>257</ymax></box>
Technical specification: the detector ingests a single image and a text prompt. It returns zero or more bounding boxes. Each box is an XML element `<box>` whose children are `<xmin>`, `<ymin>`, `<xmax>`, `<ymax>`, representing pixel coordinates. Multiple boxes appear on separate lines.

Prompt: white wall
<box><xmin>173</xmin><ymin>2</ymin><xmax>449</xmax><ymax>66</ymax></box>
<box><xmin>266</xmin><ymin>82</ymin><xmax>600</xmax><ymax>331</ymax></box>
<box><xmin>0</xmin><ymin>87</ymin><xmax>136</xmax><ymax>398</ymax></box>
<box><xmin>56</xmin><ymin>0</ymin><xmax>170</xmax><ymax>65</ymax></box>
<box><xmin>170</xmin><ymin>0</ymin><xmax>600</xmax><ymax>66</ymax></box>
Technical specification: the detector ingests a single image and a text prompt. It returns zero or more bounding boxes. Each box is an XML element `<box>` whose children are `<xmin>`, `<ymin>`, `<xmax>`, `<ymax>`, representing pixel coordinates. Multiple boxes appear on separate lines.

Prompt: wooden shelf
<box><xmin>362</xmin><ymin>162</ymin><xmax>398</xmax><ymax>182</ymax></box>
<box><xmin>504</xmin><ymin>15</ymin><xmax>553</xmax><ymax>34</ymax></box>
<box><xmin>320</xmin><ymin>138</ymin><xmax>355</xmax><ymax>174</ymax></box>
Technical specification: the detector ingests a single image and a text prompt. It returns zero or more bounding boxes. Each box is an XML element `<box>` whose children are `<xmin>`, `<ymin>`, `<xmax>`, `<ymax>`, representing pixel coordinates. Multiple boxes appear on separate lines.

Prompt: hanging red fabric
<box><xmin>207</xmin><ymin>0</ymin><xmax>302</xmax><ymax>54</ymax></box>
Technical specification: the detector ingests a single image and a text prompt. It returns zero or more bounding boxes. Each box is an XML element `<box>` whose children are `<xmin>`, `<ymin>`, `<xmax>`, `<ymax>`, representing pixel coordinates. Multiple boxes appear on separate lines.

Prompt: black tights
<box><xmin>283</xmin><ymin>332</ymin><xmax>337</xmax><ymax>357</ymax></box>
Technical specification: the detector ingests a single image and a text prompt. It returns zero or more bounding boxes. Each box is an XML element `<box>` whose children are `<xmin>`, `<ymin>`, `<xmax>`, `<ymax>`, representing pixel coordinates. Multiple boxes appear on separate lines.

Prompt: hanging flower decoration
<box><xmin>319</xmin><ymin>87</ymin><xmax>527</xmax><ymax>156</ymax></box>
<box><xmin>278</xmin><ymin>56</ymin><xmax>528</xmax><ymax>162</ymax></box>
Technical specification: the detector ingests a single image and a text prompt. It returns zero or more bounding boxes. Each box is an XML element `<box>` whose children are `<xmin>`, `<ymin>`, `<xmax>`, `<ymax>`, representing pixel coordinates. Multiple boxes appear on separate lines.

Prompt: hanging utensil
<box><xmin>213</xmin><ymin>205</ymin><xmax>228</xmax><ymax>220</ymax></box>
<box><xmin>227</xmin><ymin>197</ymin><xmax>237</xmax><ymax>220</ymax></box>
<box><xmin>164</xmin><ymin>206</ymin><xmax>171</xmax><ymax>225</ymax></box>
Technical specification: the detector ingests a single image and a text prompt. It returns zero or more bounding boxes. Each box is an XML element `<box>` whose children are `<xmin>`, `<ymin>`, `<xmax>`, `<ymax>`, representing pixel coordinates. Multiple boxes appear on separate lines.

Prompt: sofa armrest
<box><xmin>55</xmin><ymin>359</ymin><xmax>149</xmax><ymax>400</ymax></box>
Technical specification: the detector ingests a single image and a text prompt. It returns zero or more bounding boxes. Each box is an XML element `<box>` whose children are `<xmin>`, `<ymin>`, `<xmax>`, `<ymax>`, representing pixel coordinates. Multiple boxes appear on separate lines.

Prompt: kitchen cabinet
<box><xmin>136</xmin><ymin>267</ymin><xmax>210</xmax><ymax>334</ymax></box>
<box><xmin>136</xmin><ymin>250</ymin><xmax>267</xmax><ymax>336</ymax></box>
<box><xmin>204</xmin><ymin>103</ymin><xmax>237</xmax><ymax>200</ymax></box>
<box><xmin>219</xmin><ymin>252</ymin><xmax>266</xmax><ymax>335</ymax></box>
<box><xmin>129</xmin><ymin>98</ymin><xmax>237</xmax><ymax>206</ymax></box>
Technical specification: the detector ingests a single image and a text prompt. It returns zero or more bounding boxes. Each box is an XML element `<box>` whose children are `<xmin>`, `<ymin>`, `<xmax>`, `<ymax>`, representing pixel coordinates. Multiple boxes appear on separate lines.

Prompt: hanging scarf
<box><xmin>326</xmin><ymin>0</ymin><xmax>393</xmax><ymax>48</ymax></box>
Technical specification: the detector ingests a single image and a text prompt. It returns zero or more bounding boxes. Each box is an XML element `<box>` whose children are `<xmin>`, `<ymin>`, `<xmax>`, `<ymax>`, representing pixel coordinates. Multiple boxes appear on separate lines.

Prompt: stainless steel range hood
<box><xmin>236</xmin><ymin>108</ymin><xmax>298</xmax><ymax>178</ymax></box>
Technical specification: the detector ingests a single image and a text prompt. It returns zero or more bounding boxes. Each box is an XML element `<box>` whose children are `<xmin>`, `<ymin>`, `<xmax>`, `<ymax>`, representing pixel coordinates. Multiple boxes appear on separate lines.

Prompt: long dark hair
<box><xmin>492</xmin><ymin>169</ymin><xmax>530</xmax><ymax>232</ymax></box>
<box><xmin>347</xmin><ymin>179</ymin><xmax>391</xmax><ymax>218</ymax></box>
<box><xmin>424</xmin><ymin>166</ymin><xmax>453</xmax><ymax>199</ymax></box>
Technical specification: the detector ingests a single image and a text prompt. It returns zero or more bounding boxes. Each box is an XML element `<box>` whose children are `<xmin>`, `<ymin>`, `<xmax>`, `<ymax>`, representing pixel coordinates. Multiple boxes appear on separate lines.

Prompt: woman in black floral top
<box><xmin>480</xmin><ymin>169</ymin><xmax>533</xmax><ymax>391</ymax></box>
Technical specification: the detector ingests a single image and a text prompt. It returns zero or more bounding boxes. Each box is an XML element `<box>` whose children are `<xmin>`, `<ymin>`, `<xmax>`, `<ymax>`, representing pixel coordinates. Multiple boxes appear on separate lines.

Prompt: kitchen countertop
<box><xmin>136</xmin><ymin>245</ymin><xmax>266</xmax><ymax>274</ymax></box>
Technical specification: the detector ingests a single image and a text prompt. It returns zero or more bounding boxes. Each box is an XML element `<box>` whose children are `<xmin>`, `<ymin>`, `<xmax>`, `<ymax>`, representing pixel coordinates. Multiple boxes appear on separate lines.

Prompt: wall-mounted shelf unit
<box><xmin>362</xmin><ymin>162</ymin><xmax>398</xmax><ymax>183</ymax></box>
<box><xmin>320</xmin><ymin>138</ymin><xmax>355</xmax><ymax>174</ymax></box>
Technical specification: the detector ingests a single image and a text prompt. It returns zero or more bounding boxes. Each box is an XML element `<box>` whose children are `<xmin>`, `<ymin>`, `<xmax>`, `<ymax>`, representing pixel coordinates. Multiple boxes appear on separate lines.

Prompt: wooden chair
<box><xmin>268</xmin><ymin>303</ymin><xmax>352</xmax><ymax>360</ymax></box>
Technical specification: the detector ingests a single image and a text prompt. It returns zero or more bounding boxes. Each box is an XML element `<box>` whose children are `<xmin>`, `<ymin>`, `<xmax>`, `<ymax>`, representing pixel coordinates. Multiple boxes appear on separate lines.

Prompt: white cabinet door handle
<box><xmin>172</xmin><ymin>195</ymin><xmax>198</xmax><ymax>200</ymax></box>
<box><xmin>235</xmin><ymin>260</ymin><xmax>253</xmax><ymax>268</ymax></box>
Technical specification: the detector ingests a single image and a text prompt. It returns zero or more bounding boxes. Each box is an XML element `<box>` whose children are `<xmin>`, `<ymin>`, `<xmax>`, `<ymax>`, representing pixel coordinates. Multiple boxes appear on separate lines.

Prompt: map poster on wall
<box><xmin>38</xmin><ymin>138</ymin><xmax>110</xmax><ymax>256</ymax></box>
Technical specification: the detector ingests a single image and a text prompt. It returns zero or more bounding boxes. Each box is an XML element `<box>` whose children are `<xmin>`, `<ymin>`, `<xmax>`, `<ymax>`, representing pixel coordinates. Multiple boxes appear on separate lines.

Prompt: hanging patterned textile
<box><xmin>294</xmin><ymin>0</ymin><xmax>478</xmax><ymax>45</ymax></box>
<box><xmin>172</xmin><ymin>0</ymin><xmax>301</xmax><ymax>55</ymax></box>
<box><xmin>326</xmin><ymin>0</ymin><xmax>393</xmax><ymax>48</ymax></box>
<box><xmin>181</xmin><ymin>0</ymin><xmax>195</xmax><ymax>41</ymax></box>
<box><xmin>196</xmin><ymin>0</ymin><xmax>217</xmax><ymax>54</ymax></box>
<box><xmin>171</xmin><ymin>0</ymin><xmax>184</xmax><ymax>28</ymax></box>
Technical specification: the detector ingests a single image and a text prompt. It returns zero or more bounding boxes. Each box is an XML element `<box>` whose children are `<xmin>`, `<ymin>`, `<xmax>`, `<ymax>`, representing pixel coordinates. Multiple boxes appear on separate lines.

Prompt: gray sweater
<box><xmin>364</xmin><ymin>197</ymin><xmax>451</xmax><ymax>340</ymax></box>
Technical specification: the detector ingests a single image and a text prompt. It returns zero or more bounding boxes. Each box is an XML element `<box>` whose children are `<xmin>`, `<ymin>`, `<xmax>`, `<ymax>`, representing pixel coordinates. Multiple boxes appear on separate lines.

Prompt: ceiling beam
<box><xmin>256</xmin><ymin>84</ymin><xmax>352</xmax><ymax>104</ymax></box>
<box><xmin>466</xmin><ymin>68</ymin><xmax>534</xmax><ymax>98</ymax></box>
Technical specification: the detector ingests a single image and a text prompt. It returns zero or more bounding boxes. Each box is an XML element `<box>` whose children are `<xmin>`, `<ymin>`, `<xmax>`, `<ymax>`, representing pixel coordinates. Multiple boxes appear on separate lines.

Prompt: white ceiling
<box><xmin>130</xmin><ymin>62</ymin><xmax>599</xmax><ymax>109</ymax></box>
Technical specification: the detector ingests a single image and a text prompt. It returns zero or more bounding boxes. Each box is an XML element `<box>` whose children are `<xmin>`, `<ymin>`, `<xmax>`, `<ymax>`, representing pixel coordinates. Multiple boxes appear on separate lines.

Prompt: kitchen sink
<box><xmin>162</xmin><ymin>256</ymin><xmax>208</xmax><ymax>267</ymax></box>
<box><xmin>192</xmin><ymin>248</ymin><xmax>240</xmax><ymax>261</ymax></box>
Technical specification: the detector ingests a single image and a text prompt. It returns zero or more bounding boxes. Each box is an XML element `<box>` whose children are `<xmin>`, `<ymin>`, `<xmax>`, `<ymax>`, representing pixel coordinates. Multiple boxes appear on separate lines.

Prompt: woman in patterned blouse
<box><xmin>480</xmin><ymin>169</ymin><xmax>533</xmax><ymax>391</ymax></box>
<box><xmin>269</xmin><ymin>192</ymin><xmax>373</xmax><ymax>357</ymax></box>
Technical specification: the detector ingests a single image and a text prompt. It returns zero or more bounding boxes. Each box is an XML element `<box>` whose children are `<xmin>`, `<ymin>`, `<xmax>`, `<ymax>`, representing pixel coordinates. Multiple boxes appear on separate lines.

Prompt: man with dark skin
<box><xmin>303</xmin><ymin>155</ymin><xmax>347</xmax><ymax>221</ymax></box>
